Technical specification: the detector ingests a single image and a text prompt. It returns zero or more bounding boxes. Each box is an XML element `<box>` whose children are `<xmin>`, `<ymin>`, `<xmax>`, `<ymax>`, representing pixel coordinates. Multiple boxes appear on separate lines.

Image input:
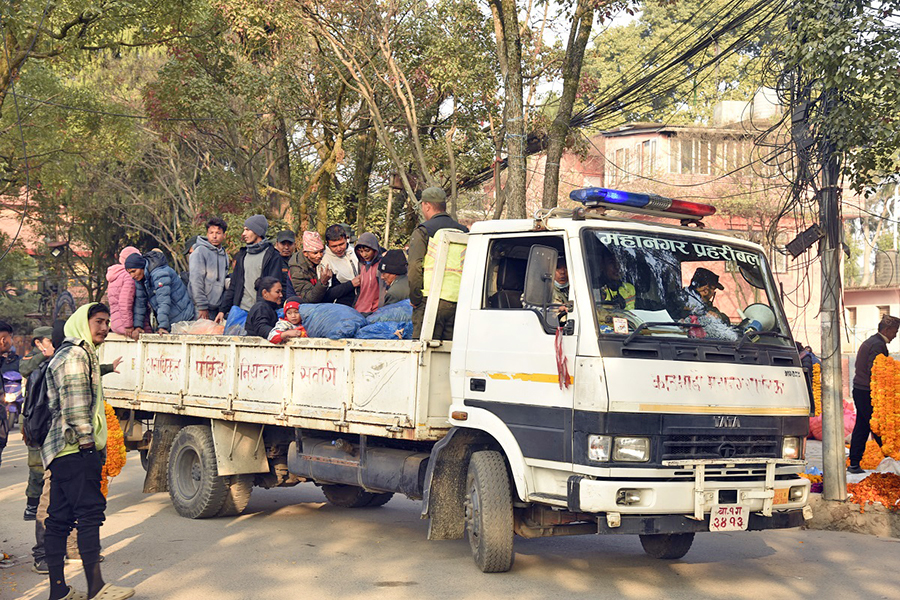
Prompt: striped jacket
<box><xmin>40</xmin><ymin>339</ymin><xmax>103</xmax><ymax>467</ymax></box>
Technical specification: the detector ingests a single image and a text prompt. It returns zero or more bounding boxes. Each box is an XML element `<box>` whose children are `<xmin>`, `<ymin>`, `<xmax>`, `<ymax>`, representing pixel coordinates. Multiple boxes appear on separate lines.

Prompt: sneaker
<box><xmin>847</xmin><ymin>464</ymin><xmax>865</xmax><ymax>474</ymax></box>
<box><xmin>32</xmin><ymin>559</ymin><xmax>49</xmax><ymax>574</ymax></box>
<box><xmin>65</xmin><ymin>554</ymin><xmax>105</xmax><ymax>565</ymax></box>
<box><xmin>24</xmin><ymin>504</ymin><xmax>38</xmax><ymax>521</ymax></box>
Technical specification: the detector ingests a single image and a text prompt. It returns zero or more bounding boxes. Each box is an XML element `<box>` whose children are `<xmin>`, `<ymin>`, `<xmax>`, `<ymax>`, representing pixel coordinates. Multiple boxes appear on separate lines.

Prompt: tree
<box><xmin>781</xmin><ymin>0</ymin><xmax>900</xmax><ymax>195</ymax></box>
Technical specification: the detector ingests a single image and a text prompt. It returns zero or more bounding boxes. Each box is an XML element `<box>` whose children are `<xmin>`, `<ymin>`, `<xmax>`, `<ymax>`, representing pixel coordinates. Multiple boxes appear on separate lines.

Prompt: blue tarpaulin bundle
<box><xmin>298</xmin><ymin>303</ymin><xmax>369</xmax><ymax>339</ymax></box>
<box><xmin>224</xmin><ymin>306</ymin><xmax>248</xmax><ymax>335</ymax></box>
<box><xmin>356</xmin><ymin>321</ymin><xmax>413</xmax><ymax>340</ymax></box>
<box><xmin>366</xmin><ymin>299</ymin><xmax>413</xmax><ymax>324</ymax></box>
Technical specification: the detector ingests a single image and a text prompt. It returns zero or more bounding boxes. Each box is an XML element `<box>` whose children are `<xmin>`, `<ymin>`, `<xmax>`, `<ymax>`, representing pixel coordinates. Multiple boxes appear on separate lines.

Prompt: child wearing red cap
<box><xmin>268</xmin><ymin>297</ymin><xmax>308</xmax><ymax>343</ymax></box>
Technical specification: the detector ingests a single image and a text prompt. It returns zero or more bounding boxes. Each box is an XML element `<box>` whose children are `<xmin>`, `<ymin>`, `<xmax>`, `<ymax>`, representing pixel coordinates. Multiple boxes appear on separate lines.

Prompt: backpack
<box><xmin>22</xmin><ymin>342</ymin><xmax>88</xmax><ymax>449</ymax></box>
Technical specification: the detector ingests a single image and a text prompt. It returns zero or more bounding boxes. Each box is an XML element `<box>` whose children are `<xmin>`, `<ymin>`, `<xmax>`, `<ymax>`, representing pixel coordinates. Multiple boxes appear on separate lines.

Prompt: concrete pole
<box><xmin>819</xmin><ymin>134</ymin><xmax>847</xmax><ymax>501</ymax></box>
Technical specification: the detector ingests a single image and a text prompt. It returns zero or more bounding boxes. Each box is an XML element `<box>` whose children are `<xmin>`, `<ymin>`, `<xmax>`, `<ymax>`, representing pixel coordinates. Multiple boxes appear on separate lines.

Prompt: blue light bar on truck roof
<box><xmin>569</xmin><ymin>187</ymin><xmax>716</xmax><ymax>218</ymax></box>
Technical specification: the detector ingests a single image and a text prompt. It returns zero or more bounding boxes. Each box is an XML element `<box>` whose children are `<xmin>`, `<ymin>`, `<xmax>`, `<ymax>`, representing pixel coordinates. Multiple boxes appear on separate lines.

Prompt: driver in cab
<box><xmin>598</xmin><ymin>253</ymin><xmax>635</xmax><ymax>311</ymax></box>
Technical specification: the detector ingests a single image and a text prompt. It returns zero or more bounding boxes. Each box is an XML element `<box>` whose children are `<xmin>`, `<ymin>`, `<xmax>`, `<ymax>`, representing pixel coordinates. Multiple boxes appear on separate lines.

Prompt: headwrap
<box><xmin>124</xmin><ymin>253</ymin><xmax>145</xmax><ymax>270</ymax></box>
<box><xmin>302</xmin><ymin>231</ymin><xmax>325</xmax><ymax>252</ymax></box>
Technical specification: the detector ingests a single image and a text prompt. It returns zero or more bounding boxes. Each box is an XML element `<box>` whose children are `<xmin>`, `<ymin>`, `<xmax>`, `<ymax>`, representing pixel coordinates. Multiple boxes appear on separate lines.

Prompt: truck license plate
<box><xmin>773</xmin><ymin>487</ymin><xmax>789</xmax><ymax>505</ymax></box>
<box><xmin>710</xmin><ymin>505</ymin><xmax>749</xmax><ymax>532</ymax></box>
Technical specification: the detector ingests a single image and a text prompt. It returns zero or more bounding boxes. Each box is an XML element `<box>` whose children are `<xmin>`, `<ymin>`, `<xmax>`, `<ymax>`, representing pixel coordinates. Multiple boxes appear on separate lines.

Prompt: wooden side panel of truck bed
<box><xmin>100</xmin><ymin>334</ymin><xmax>453</xmax><ymax>441</ymax></box>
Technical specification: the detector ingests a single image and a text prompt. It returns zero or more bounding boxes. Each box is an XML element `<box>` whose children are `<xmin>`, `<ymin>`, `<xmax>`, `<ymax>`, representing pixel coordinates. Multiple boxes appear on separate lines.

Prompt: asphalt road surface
<box><xmin>2</xmin><ymin>433</ymin><xmax>899</xmax><ymax>600</ymax></box>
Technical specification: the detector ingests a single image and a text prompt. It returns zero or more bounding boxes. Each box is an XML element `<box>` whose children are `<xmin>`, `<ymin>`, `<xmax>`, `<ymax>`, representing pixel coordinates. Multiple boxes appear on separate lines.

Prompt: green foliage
<box><xmin>782</xmin><ymin>0</ymin><xmax>900</xmax><ymax>193</ymax></box>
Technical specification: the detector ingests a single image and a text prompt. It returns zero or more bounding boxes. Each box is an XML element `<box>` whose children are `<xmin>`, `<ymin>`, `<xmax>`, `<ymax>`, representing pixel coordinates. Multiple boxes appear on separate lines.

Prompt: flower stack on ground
<box><xmin>101</xmin><ymin>402</ymin><xmax>127</xmax><ymax>497</ymax></box>
<box><xmin>847</xmin><ymin>473</ymin><xmax>900</xmax><ymax>512</ymax></box>
<box><xmin>812</xmin><ymin>363</ymin><xmax>822</xmax><ymax>416</ymax></box>
<box><xmin>870</xmin><ymin>355</ymin><xmax>900</xmax><ymax>460</ymax></box>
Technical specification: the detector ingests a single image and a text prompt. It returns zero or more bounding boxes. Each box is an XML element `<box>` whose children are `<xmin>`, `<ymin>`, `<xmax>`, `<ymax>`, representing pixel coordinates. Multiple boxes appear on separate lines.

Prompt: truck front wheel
<box><xmin>167</xmin><ymin>425</ymin><xmax>228</xmax><ymax>519</ymax></box>
<box><xmin>639</xmin><ymin>532</ymin><xmax>695</xmax><ymax>559</ymax></box>
<box><xmin>465</xmin><ymin>451</ymin><xmax>515</xmax><ymax>573</ymax></box>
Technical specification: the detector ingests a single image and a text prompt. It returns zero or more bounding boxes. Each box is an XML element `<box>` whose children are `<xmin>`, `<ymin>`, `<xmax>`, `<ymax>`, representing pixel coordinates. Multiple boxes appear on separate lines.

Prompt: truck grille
<box><xmin>661</xmin><ymin>434</ymin><xmax>779</xmax><ymax>461</ymax></box>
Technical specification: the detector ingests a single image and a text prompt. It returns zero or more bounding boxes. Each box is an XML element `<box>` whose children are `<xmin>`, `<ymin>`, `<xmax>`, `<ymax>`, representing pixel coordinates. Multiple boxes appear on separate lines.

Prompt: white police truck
<box><xmin>102</xmin><ymin>187</ymin><xmax>812</xmax><ymax>572</ymax></box>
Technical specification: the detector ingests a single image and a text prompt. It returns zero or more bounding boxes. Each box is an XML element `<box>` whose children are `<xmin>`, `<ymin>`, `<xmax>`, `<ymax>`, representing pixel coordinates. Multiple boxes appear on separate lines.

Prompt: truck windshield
<box><xmin>582</xmin><ymin>229</ymin><xmax>791</xmax><ymax>347</ymax></box>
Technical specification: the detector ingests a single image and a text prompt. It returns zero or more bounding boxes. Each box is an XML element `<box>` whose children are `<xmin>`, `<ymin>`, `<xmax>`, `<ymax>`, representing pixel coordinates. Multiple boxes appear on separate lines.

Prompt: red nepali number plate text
<box><xmin>710</xmin><ymin>505</ymin><xmax>748</xmax><ymax>532</ymax></box>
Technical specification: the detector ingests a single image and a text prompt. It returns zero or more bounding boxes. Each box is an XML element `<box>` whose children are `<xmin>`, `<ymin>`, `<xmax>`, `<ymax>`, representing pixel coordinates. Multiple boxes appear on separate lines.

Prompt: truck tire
<box><xmin>365</xmin><ymin>492</ymin><xmax>394</xmax><ymax>507</ymax></box>
<box><xmin>639</xmin><ymin>532</ymin><xmax>695</xmax><ymax>559</ymax></box>
<box><xmin>465</xmin><ymin>451</ymin><xmax>515</xmax><ymax>573</ymax></box>
<box><xmin>216</xmin><ymin>474</ymin><xmax>254</xmax><ymax>517</ymax></box>
<box><xmin>321</xmin><ymin>484</ymin><xmax>379</xmax><ymax>508</ymax></box>
<box><xmin>140</xmin><ymin>449</ymin><xmax>149</xmax><ymax>472</ymax></box>
<box><xmin>167</xmin><ymin>425</ymin><xmax>228</xmax><ymax>519</ymax></box>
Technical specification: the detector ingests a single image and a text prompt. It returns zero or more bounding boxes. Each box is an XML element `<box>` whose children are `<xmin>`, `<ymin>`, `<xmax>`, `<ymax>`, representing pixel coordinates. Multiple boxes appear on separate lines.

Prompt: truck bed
<box><xmin>99</xmin><ymin>333</ymin><xmax>453</xmax><ymax>441</ymax></box>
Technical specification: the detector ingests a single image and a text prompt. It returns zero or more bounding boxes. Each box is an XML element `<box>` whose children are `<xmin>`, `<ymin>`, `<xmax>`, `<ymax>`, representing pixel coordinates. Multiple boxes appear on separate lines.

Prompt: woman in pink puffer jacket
<box><xmin>106</xmin><ymin>246</ymin><xmax>142</xmax><ymax>334</ymax></box>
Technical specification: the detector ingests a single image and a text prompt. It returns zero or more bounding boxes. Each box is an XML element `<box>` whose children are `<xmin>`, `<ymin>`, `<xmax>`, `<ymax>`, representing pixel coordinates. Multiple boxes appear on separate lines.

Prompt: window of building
<box><xmin>847</xmin><ymin>307</ymin><xmax>857</xmax><ymax>328</ymax></box>
<box><xmin>680</xmin><ymin>139</ymin><xmax>693</xmax><ymax>174</ymax></box>
<box><xmin>669</xmin><ymin>137</ymin><xmax>678</xmax><ymax>173</ymax></box>
<box><xmin>878</xmin><ymin>305</ymin><xmax>890</xmax><ymax>321</ymax></box>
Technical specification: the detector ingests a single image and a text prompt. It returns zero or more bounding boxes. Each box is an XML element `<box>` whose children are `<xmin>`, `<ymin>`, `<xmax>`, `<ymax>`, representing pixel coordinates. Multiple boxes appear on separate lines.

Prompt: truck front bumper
<box><xmin>567</xmin><ymin>458</ymin><xmax>810</xmax><ymax>521</ymax></box>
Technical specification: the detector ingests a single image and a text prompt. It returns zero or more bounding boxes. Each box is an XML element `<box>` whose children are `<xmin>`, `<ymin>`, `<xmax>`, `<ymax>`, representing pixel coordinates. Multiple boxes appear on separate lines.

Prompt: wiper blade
<box><xmin>736</xmin><ymin>330</ymin><xmax>792</xmax><ymax>350</ymax></box>
<box><xmin>622</xmin><ymin>321</ymin><xmax>696</xmax><ymax>346</ymax></box>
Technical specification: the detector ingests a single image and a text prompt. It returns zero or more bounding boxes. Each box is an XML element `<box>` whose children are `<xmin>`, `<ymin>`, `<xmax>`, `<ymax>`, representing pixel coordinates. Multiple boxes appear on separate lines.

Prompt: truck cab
<box><xmin>434</xmin><ymin>190</ymin><xmax>810</xmax><ymax>570</ymax></box>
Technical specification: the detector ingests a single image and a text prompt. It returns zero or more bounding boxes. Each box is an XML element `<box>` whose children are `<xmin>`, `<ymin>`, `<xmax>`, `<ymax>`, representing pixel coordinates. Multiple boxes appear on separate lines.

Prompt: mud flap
<box><xmin>422</xmin><ymin>428</ymin><xmax>483</xmax><ymax>540</ymax></box>
<box><xmin>142</xmin><ymin>413</ymin><xmax>185</xmax><ymax>494</ymax></box>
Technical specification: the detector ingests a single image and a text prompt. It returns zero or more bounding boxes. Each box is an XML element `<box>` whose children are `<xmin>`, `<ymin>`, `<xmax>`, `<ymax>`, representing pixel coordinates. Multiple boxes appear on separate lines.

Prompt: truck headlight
<box><xmin>613</xmin><ymin>437</ymin><xmax>650</xmax><ymax>462</ymax></box>
<box><xmin>782</xmin><ymin>436</ymin><xmax>803</xmax><ymax>460</ymax></box>
<box><xmin>587</xmin><ymin>435</ymin><xmax>612</xmax><ymax>462</ymax></box>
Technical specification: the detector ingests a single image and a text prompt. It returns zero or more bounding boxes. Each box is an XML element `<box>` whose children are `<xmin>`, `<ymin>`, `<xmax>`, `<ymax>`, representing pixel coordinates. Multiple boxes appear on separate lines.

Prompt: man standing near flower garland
<box><xmin>849</xmin><ymin>315</ymin><xmax>900</xmax><ymax>474</ymax></box>
<box><xmin>41</xmin><ymin>303</ymin><xmax>134</xmax><ymax>600</ymax></box>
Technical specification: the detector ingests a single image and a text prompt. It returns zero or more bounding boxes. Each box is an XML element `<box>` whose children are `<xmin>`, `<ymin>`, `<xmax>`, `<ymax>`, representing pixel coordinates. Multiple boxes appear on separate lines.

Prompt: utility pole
<box><xmin>817</xmin><ymin>64</ymin><xmax>847</xmax><ymax>501</ymax></box>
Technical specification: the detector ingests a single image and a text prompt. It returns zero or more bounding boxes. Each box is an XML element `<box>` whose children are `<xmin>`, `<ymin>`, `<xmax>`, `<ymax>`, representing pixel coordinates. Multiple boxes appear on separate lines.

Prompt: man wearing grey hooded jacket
<box><xmin>189</xmin><ymin>217</ymin><xmax>230</xmax><ymax>320</ymax></box>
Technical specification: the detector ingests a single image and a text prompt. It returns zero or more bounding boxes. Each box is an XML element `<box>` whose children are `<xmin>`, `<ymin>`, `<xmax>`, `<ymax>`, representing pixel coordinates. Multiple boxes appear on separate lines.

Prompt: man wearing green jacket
<box><xmin>408</xmin><ymin>187</ymin><xmax>468</xmax><ymax>340</ymax></box>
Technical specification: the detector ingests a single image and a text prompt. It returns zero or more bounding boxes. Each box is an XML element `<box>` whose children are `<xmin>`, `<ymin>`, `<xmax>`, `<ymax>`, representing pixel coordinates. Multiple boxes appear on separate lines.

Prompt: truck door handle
<box><xmin>470</xmin><ymin>378</ymin><xmax>486</xmax><ymax>392</ymax></box>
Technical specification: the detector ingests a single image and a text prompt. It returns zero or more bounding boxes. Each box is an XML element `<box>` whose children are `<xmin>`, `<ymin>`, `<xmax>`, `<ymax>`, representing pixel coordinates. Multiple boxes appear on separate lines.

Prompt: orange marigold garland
<box><xmin>101</xmin><ymin>402</ymin><xmax>127</xmax><ymax>497</ymax></box>
<box><xmin>860</xmin><ymin>439</ymin><xmax>885</xmax><ymax>470</ymax></box>
<box><xmin>870</xmin><ymin>355</ymin><xmax>900</xmax><ymax>460</ymax></box>
<box><xmin>812</xmin><ymin>363</ymin><xmax>822</xmax><ymax>416</ymax></box>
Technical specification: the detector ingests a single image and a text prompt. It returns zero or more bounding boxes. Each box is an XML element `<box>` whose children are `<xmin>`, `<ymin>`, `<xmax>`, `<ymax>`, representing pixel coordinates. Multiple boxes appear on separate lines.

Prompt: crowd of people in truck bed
<box><xmin>109</xmin><ymin>216</ymin><xmax>412</xmax><ymax>343</ymax></box>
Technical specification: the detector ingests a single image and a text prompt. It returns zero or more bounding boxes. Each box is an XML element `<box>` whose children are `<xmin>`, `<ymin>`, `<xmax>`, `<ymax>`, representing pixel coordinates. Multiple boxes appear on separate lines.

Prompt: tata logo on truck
<box><xmin>713</xmin><ymin>415</ymin><xmax>741</xmax><ymax>428</ymax></box>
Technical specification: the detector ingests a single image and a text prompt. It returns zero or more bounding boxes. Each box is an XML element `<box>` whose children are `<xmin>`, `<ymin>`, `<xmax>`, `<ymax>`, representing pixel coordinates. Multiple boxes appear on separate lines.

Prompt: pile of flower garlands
<box><xmin>101</xmin><ymin>402</ymin><xmax>127</xmax><ymax>497</ymax></box>
<box><xmin>868</xmin><ymin>355</ymin><xmax>900</xmax><ymax>459</ymax></box>
<box><xmin>812</xmin><ymin>363</ymin><xmax>822</xmax><ymax>416</ymax></box>
<box><xmin>846</xmin><ymin>473</ymin><xmax>900</xmax><ymax>512</ymax></box>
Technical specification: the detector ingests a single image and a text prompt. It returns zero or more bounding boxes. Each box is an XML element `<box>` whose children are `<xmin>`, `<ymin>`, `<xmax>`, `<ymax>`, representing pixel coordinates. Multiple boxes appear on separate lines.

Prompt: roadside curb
<box><xmin>803</xmin><ymin>493</ymin><xmax>900</xmax><ymax>537</ymax></box>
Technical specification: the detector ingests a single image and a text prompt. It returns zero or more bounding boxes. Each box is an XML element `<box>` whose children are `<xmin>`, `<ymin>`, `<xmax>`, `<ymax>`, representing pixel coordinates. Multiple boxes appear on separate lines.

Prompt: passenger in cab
<box><xmin>268</xmin><ymin>297</ymin><xmax>308</xmax><ymax>343</ymax></box>
<box><xmin>245</xmin><ymin>277</ymin><xmax>283</xmax><ymax>339</ymax></box>
<box><xmin>289</xmin><ymin>231</ymin><xmax>333</xmax><ymax>304</ymax></box>
<box><xmin>552</xmin><ymin>257</ymin><xmax>573</xmax><ymax>307</ymax></box>
<box><xmin>682</xmin><ymin>267</ymin><xmax>735</xmax><ymax>340</ymax></box>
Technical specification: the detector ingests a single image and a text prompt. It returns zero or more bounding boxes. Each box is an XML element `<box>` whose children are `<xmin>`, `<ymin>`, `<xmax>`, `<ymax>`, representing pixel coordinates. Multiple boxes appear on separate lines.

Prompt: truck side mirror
<box><xmin>523</xmin><ymin>245</ymin><xmax>558</xmax><ymax>308</ymax></box>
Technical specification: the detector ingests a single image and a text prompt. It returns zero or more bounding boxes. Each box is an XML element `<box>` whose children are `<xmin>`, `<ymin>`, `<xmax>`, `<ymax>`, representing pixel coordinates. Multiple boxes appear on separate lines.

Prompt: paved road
<box><xmin>2</xmin><ymin>433</ymin><xmax>898</xmax><ymax>600</ymax></box>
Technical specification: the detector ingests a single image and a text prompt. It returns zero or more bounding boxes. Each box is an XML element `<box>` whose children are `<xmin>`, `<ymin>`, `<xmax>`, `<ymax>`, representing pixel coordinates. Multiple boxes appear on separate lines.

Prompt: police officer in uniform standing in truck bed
<box><xmin>408</xmin><ymin>187</ymin><xmax>468</xmax><ymax>340</ymax></box>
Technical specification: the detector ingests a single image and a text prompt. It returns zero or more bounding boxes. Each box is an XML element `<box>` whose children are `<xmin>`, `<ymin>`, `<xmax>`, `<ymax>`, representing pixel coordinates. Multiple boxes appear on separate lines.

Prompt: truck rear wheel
<box><xmin>639</xmin><ymin>532</ymin><xmax>695</xmax><ymax>559</ymax></box>
<box><xmin>321</xmin><ymin>484</ymin><xmax>377</xmax><ymax>508</ymax></box>
<box><xmin>167</xmin><ymin>425</ymin><xmax>227</xmax><ymax>519</ymax></box>
<box><xmin>216</xmin><ymin>474</ymin><xmax>254</xmax><ymax>517</ymax></box>
<box><xmin>365</xmin><ymin>492</ymin><xmax>394</xmax><ymax>507</ymax></box>
<box><xmin>465</xmin><ymin>451</ymin><xmax>514</xmax><ymax>573</ymax></box>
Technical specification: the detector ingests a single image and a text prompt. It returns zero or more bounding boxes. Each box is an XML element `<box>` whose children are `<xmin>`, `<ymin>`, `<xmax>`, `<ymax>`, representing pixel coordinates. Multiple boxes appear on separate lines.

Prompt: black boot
<box><xmin>24</xmin><ymin>497</ymin><xmax>39</xmax><ymax>521</ymax></box>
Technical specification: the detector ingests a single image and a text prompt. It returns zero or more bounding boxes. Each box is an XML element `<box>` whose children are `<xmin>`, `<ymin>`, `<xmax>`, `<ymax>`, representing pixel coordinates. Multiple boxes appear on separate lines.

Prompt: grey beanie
<box><xmin>244</xmin><ymin>214</ymin><xmax>269</xmax><ymax>238</ymax></box>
